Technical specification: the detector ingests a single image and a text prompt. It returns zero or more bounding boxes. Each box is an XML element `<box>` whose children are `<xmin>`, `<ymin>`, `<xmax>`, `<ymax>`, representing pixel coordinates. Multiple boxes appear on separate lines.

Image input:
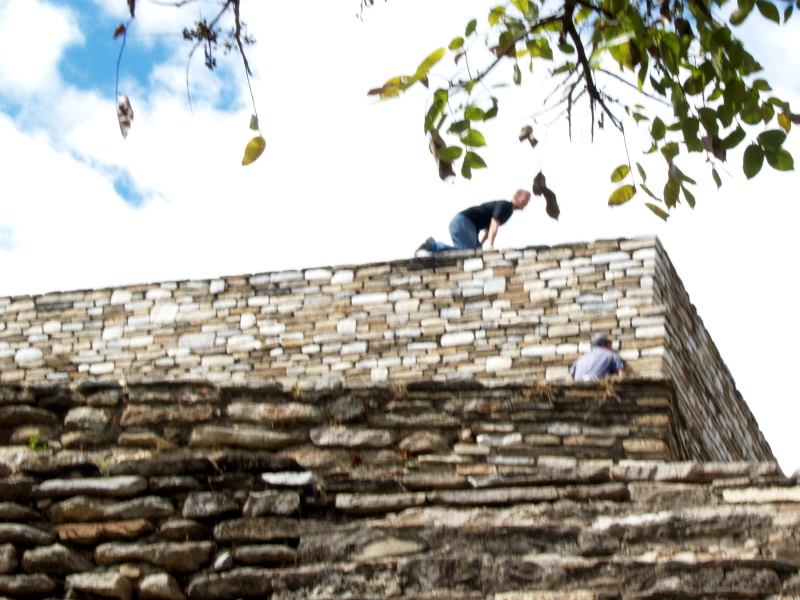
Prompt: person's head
<box><xmin>512</xmin><ymin>189</ymin><xmax>531</xmax><ymax>210</ymax></box>
<box><xmin>591</xmin><ymin>333</ymin><xmax>612</xmax><ymax>349</ymax></box>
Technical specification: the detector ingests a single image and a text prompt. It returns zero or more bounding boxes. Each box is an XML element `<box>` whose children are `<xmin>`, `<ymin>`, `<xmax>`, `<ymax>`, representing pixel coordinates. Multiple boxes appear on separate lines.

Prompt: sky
<box><xmin>0</xmin><ymin>0</ymin><xmax>798</xmax><ymax>474</ymax></box>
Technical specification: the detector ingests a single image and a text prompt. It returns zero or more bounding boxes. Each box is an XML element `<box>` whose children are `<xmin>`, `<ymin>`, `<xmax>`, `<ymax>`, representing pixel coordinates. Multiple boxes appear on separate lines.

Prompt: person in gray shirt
<box><xmin>567</xmin><ymin>334</ymin><xmax>625</xmax><ymax>381</ymax></box>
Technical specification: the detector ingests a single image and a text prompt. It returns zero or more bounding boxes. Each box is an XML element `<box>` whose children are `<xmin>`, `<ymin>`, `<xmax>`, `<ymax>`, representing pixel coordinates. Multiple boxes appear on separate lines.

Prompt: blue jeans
<box><xmin>429</xmin><ymin>214</ymin><xmax>480</xmax><ymax>252</ymax></box>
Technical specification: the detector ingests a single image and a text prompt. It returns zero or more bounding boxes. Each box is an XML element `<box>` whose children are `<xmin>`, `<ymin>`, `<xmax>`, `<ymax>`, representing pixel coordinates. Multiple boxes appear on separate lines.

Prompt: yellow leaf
<box><xmin>608</xmin><ymin>184</ymin><xmax>636</xmax><ymax>205</ymax></box>
<box><xmin>242</xmin><ymin>136</ymin><xmax>266</xmax><ymax>166</ymax></box>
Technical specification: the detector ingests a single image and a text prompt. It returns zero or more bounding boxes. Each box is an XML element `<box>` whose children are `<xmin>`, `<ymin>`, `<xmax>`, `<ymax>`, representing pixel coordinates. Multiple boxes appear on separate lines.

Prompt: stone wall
<box><xmin>0</xmin><ymin>236</ymin><xmax>773</xmax><ymax>462</ymax></box>
<box><xmin>0</xmin><ymin>382</ymin><xmax>797</xmax><ymax>600</ymax></box>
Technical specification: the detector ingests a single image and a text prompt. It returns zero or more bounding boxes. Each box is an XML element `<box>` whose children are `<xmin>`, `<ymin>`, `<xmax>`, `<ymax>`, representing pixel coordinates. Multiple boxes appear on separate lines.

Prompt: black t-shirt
<box><xmin>459</xmin><ymin>200</ymin><xmax>514</xmax><ymax>230</ymax></box>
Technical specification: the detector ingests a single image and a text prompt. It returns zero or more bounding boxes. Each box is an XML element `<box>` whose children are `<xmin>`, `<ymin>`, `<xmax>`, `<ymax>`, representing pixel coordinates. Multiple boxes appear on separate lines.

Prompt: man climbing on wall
<box><xmin>416</xmin><ymin>189</ymin><xmax>531</xmax><ymax>254</ymax></box>
<box><xmin>567</xmin><ymin>333</ymin><xmax>626</xmax><ymax>381</ymax></box>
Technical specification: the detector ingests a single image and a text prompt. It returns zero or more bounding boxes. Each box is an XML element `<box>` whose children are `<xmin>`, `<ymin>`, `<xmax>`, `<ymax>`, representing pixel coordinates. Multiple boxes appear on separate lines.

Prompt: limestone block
<box><xmin>189</xmin><ymin>426</ymin><xmax>305</xmax><ymax>450</ymax></box>
<box><xmin>722</xmin><ymin>487</ymin><xmax>800</xmax><ymax>504</ymax></box>
<box><xmin>139</xmin><ymin>573</ymin><xmax>186</xmax><ymax>600</ymax></box>
<box><xmin>441</xmin><ymin>331</ymin><xmax>475</xmax><ymax>347</ymax></box>
<box><xmin>0</xmin><ymin>524</ymin><xmax>54</xmax><ymax>546</ymax></box>
<box><xmin>121</xmin><ymin>405</ymin><xmax>214</xmax><ymax>427</ymax></box>
<box><xmin>65</xmin><ymin>406</ymin><xmax>111</xmax><ymax>431</ymax></box>
<box><xmin>352</xmin><ymin>292</ymin><xmax>388</xmax><ymax>306</ymax></box>
<box><xmin>399</xmin><ymin>431</ymin><xmax>449</xmax><ymax>454</ymax></box>
<box><xmin>0</xmin><ymin>574</ymin><xmax>57</xmax><ymax>597</ymax></box>
<box><xmin>182</xmin><ymin>492</ymin><xmax>239</xmax><ymax>519</ymax></box>
<box><xmin>35</xmin><ymin>476</ymin><xmax>147</xmax><ymax>499</ymax></box>
<box><xmin>49</xmin><ymin>496</ymin><xmax>174</xmax><ymax>523</ymax></box>
<box><xmin>227</xmin><ymin>402</ymin><xmax>321</xmax><ymax>424</ymax></box>
<box><xmin>233</xmin><ymin>545</ymin><xmax>296</xmax><ymax>565</ymax></box>
<box><xmin>0</xmin><ymin>405</ymin><xmax>59</xmax><ymax>427</ymax></box>
<box><xmin>179</xmin><ymin>333</ymin><xmax>216</xmax><ymax>349</ymax></box>
<box><xmin>0</xmin><ymin>544</ymin><xmax>17</xmax><ymax>575</ymax></box>
<box><xmin>243</xmin><ymin>491</ymin><xmax>300</xmax><ymax>517</ymax></box>
<box><xmin>310</xmin><ymin>426</ymin><xmax>392</xmax><ymax>448</ymax></box>
<box><xmin>336</xmin><ymin>492</ymin><xmax>426</xmax><ymax>515</ymax></box>
<box><xmin>428</xmin><ymin>487</ymin><xmax>559</xmax><ymax>505</ymax></box>
<box><xmin>355</xmin><ymin>536</ymin><xmax>427</xmax><ymax>561</ymax></box>
<box><xmin>21</xmin><ymin>543</ymin><xmax>93</xmax><ymax>575</ymax></box>
<box><xmin>95</xmin><ymin>541</ymin><xmax>213</xmax><ymax>572</ymax></box>
<box><xmin>187</xmin><ymin>568</ymin><xmax>273</xmax><ymax>600</ymax></box>
<box><xmin>14</xmin><ymin>347</ymin><xmax>43</xmax><ymax>363</ymax></box>
<box><xmin>463</xmin><ymin>258</ymin><xmax>483</xmax><ymax>272</ymax></box>
<box><xmin>110</xmin><ymin>290</ymin><xmax>133</xmax><ymax>305</ymax></box>
<box><xmin>521</xmin><ymin>344</ymin><xmax>557</xmax><ymax>357</ymax></box>
<box><xmin>260</xmin><ymin>472</ymin><xmax>315</xmax><ymax>488</ymax></box>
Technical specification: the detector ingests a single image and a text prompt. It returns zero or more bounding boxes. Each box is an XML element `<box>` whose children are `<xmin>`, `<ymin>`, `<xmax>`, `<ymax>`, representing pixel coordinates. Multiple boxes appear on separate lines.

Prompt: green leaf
<box><xmin>752</xmin><ymin>79</ymin><xmax>772</xmax><ymax>91</ymax></box>
<box><xmin>681</xmin><ymin>185</ymin><xmax>696</xmax><ymax>208</ymax></box>
<box><xmin>646</xmin><ymin>203</ymin><xmax>670</xmax><ymax>221</ymax></box>
<box><xmin>778</xmin><ymin>112</ymin><xmax>792</xmax><ymax>132</ymax></box>
<box><xmin>484</xmin><ymin>98</ymin><xmax>499</xmax><ymax>120</ymax></box>
<box><xmin>511</xmin><ymin>0</ymin><xmax>529</xmax><ymax>14</ymax></box>
<box><xmin>448</xmin><ymin>120</ymin><xmax>470</xmax><ymax>134</ymax></box>
<box><xmin>462</xmin><ymin>129</ymin><xmax>487</xmax><ymax>147</ymax></box>
<box><xmin>610</xmin><ymin>164</ymin><xmax>631</xmax><ymax>182</ymax></box>
<box><xmin>698</xmin><ymin>107</ymin><xmax>719</xmax><ymax>137</ymax></box>
<box><xmin>466</xmin><ymin>19</ymin><xmax>477</xmax><ymax>36</ymax></box>
<box><xmin>661</xmin><ymin>142</ymin><xmax>680</xmax><ymax>164</ymax></box>
<box><xmin>632</xmin><ymin>113</ymin><xmax>649</xmax><ymax>123</ymax></box>
<box><xmin>552</xmin><ymin>62</ymin><xmax>575</xmax><ymax>74</ymax></box>
<box><xmin>465</xmin><ymin>151</ymin><xmax>488</xmax><ymax>168</ymax></box>
<box><xmin>757</xmin><ymin>129</ymin><xmax>787</xmax><ymax>150</ymax></box>
<box><xmin>721</xmin><ymin>126</ymin><xmax>746</xmax><ymax>150</ymax></box>
<box><xmin>651</xmin><ymin>117</ymin><xmax>666</xmax><ymax>141</ymax></box>
<box><xmin>488</xmin><ymin>6</ymin><xmax>506</xmax><ymax>26</ymax></box>
<box><xmin>438</xmin><ymin>146</ymin><xmax>463</xmax><ymax>162</ymax></box>
<box><xmin>637</xmin><ymin>162</ymin><xmax>647</xmax><ymax>183</ymax></box>
<box><xmin>558</xmin><ymin>43</ymin><xmax>575</xmax><ymax>54</ymax></box>
<box><xmin>712</xmin><ymin>168</ymin><xmax>722</xmax><ymax>188</ymax></box>
<box><xmin>641</xmin><ymin>184</ymin><xmax>660</xmax><ymax>201</ymax></box>
<box><xmin>756</xmin><ymin>0</ymin><xmax>781</xmax><ymax>22</ymax></box>
<box><xmin>765</xmin><ymin>148</ymin><xmax>794</xmax><ymax>170</ymax></box>
<box><xmin>513</xmin><ymin>63</ymin><xmax>522</xmax><ymax>85</ymax></box>
<box><xmin>242</xmin><ymin>136</ymin><xmax>266</xmax><ymax>166</ymax></box>
<box><xmin>743</xmin><ymin>144</ymin><xmax>765</xmax><ymax>178</ymax></box>
<box><xmin>415</xmin><ymin>48</ymin><xmax>446</xmax><ymax>80</ymax></box>
<box><xmin>465</xmin><ymin>106</ymin><xmax>487</xmax><ymax>121</ymax></box>
<box><xmin>609</xmin><ymin>184</ymin><xmax>636</xmax><ymax>205</ymax></box>
<box><xmin>249</xmin><ymin>115</ymin><xmax>259</xmax><ymax>131</ymax></box>
<box><xmin>664</xmin><ymin>178</ymin><xmax>680</xmax><ymax>207</ymax></box>
<box><xmin>461</xmin><ymin>158</ymin><xmax>472</xmax><ymax>180</ymax></box>
<box><xmin>449</xmin><ymin>37</ymin><xmax>465</xmax><ymax>50</ymax></box>
<box><xmin>730</xmin><ymin>0</ymin><xmax>755</xmax><ymax>23</ymax></box>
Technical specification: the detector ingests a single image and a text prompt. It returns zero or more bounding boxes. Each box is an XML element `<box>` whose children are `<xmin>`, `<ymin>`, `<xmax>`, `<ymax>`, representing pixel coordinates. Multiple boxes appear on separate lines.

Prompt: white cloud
<box><xmin>0</xmin><ymin>0</ymin><xmax>82</xmax><ymax>97</ymax></box>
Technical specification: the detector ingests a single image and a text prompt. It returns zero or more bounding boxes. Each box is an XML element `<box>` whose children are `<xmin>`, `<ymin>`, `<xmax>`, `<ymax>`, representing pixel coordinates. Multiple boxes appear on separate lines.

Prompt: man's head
<box><xmin>512</xmin><ymin>189</ymin><xmax>531</xmax><ymax>210</ymax></box>
<box><xmin>591</xmin><ymin>333</ymin><xmax>612</xmax><ymax>349</ymax></box>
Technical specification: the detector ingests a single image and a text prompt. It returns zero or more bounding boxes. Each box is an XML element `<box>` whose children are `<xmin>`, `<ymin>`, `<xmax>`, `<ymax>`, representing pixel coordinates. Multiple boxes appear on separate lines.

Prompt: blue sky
<box><xmin>1</xmin><ymin>0</ymin><xmax>799</xmax><ymax>474</ymax></box>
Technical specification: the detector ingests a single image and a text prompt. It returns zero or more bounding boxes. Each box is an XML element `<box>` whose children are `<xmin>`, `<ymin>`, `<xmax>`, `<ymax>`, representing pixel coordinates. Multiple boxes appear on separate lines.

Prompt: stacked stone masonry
<box><xmin>0</xmin><ymin>237</ymin><xmax>772</xmax><ymax>462</ymax></box>
<box><xmin>0</xmin><ymin>381</ymin><xmax>797</xmax><ymax>600</ymax></box>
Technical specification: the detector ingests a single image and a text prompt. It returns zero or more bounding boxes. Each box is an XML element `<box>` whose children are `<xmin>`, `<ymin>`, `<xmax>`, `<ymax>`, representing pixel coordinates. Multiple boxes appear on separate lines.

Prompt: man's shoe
<box><xmin>417</xmin><ymin>237</ymin><xmax>434</xmax><ymax>252</ymax></box>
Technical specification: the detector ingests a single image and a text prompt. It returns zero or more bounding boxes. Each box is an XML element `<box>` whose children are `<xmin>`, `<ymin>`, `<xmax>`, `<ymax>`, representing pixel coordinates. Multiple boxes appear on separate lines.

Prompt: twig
<box><xmin>598</xmin><ymin>67</ymin><xmax>670</xmax><ymax>105</ymax></box>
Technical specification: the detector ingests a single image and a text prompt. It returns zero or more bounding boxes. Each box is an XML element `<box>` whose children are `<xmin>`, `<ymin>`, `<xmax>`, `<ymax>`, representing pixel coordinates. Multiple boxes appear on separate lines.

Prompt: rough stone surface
<box><xmin>67</xmin><ymin>571</ymin><xmax>132</xmax><ymax>600</ymax></box>
<box><xmin>139</xmin><ymin>573</ymin><xmax>187</xmax><ymax>600</ymax></box>
<box><xmin>21</xmin><ymin>543</ymin><xmax>93</xmax><ymax>575</ymax></box>
<box><xmin>95</xmin><ymin>542</ymin><xmax>214</xmax><ymax>572</ymax></box>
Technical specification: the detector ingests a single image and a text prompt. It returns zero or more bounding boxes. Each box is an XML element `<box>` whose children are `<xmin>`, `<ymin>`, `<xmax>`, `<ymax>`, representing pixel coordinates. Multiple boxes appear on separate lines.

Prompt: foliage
<box><xmin>367</xmin><ymin>0</ymin><xmax>799</xmax><ymax>218</ymax></box>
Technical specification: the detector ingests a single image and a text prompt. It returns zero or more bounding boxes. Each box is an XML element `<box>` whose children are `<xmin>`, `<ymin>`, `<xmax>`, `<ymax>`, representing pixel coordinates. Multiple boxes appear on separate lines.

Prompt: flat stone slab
<box><xmin>0</xmin><ymin>523</ymin><xmax>55</xmax><ymax>546</ymax></box>
<box><xmin>182</xmin><ymin>492</ymin><xmax>239</xmax><ymax>519</ymax></box>
<box><xmin>21</xmin><ymin>543</ymin><xmax>93</xmax><ymax>575</ymax></box>
<box><xmin>189</xmin><ymin>426</ymin><xmax>306</xmax><ymax>450</ymax></box>
<box><xmin>722</xmin><ymin>487</ymin><xmax>800</xmax><ymax>504</ymax></box>
<box><xmin>310</xmin><ymin>426</ymin><xmax>392</xmax><ymax>448</ymax></box>
<box><xmin>335</xmin><ymin>492</ymin><xmax>427</xmax><ymax>515</ymax></box>
<box><xmin>67</xmin><ymin>572</ymin><xmax>132</xmax><ymax>600</ymax></box>
<box><xmin>95</xmin><ymin>541</ymin><xmax>214</xmax><ymax>572</ymax></box>
<box><xmin>187</xmin><ymin>568</ymin><xmax>273</xmax><ymax>600</ymax></box>
<box><xmin>48</xmin><ymin>496</ymin><xmax>175</xmax><ymax>523</ymax></box>
<box><xmin>55</xmin><ymin>520</ymin><xmax>155</xmax><ymax>544</ymax></box>
<box><xmin>233</xmin><ymin>544</ymin><xmax>296</xmax><ymax>565</ymax></box>
<box><xmin>139</xmin><ymin>573</ymin><xmax>187</xmax><ymax>600</ymax></box>
<box><xmin>427</xmin><ymin>487</ymin><xmax>560</xmax><ymax>506</ymax></box>
<box><xmin>242</xmin><ymin>491</ymin><xmax>301</xmax><ymax>517</ymax></box>
<box><xmin>35</xmin><ymin>476</ymin><xmax>148</xmax><ymax>498</ymax></box>
<box><xmin>226</xmin><ymin>402</ymin><xmax>322</xmax><ymax>424</ymax></box>
<box><xmin>213</xmin><ymin>517</ymin><xmax>311</xmax><ymax>543</ymax></box>
<box><xmin>0</xmin><ymin>573</ymin><xmax>56</xmax><ymax>596</ymax></box>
